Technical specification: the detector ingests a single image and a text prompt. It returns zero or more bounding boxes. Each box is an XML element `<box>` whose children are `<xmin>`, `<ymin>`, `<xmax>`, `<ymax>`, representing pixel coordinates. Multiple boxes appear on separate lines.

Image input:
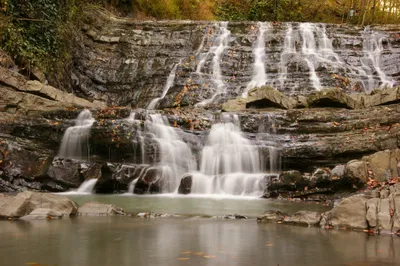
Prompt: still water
<box><xmin>0</xmin><ymin>217</ymin><xmax>399</xmax><ymax>266</ymax></box>
<box><xmin>0</xmin><ymin>196</ymin><xmax>399</xmax><ymax>266</ymax></box>
<box><xmin>64</xmin><ymin>194</ymin><xmax>331</xmax><ymax>217</ymax></box>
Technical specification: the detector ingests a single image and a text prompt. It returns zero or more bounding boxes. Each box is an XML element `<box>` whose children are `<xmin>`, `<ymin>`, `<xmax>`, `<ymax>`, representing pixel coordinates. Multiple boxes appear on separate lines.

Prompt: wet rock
<box><xmin>283</xmin><ymin>211</ymin><xmax>321</xmax><ymax>226</ymax></box>
<box><xmin>82</xmin><ymin>163</ymin><xmax>102</xmax><ymax>180</ymax></box>
<box><xmin>177</xmin><ymin>174</ymin><xmax>192</xmax><ymax>194</ymax></box>
<box><xmin>77</xmin><ymin>201</ymin><xmax>125</xmax><ymax>216</ymax></box>
<box><xmin>20</xmin><ymin>208</ymin><xmax>63</xmax><ymax>220</ymax></box>
<box><xmin>94</xmin><ymin>164</ymin><xmax>148</xmax><ymax>193</ymax></box>
<box><xmin>136</xmin><ymin>212</ymin><xmax>180</xmax><ymax>218</ymax></box>
<box><xmin>345</xmin><ymin>160</ymin><xmax>368</xmax><ymax>182</ymax></box>
<box><xmin>0</xmin><ymin>191</ymin><xmax>78</xmax><ymax>218</ymax></box>
<box><xmin>47</xmin><ymin>158</ymin><xmax>83</xmax><ymax>188</ymax></box>
<box><xmin>257</xmin><ymin>211</ymin><xmax>287</xmax><ymax>223</ymax></box>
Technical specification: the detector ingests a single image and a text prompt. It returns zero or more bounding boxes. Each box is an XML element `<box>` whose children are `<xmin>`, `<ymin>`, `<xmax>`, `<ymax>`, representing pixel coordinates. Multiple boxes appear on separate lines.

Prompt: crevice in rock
<box><xmin>309</xmin><ymin>99</ymin><xmax>352</xmax><ymax>109</ymax></box>
<box><xmin>246</xmin><ymin>99</ymin><xmax>285</xmax><ymax>109</ymax></box>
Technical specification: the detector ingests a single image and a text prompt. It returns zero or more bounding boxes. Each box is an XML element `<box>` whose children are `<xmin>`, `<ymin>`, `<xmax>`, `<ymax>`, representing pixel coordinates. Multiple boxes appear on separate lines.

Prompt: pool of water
<box><xmin>1</xmin><ymin>217</ymin><xmax>399</xmax><ymax>266</ymax></box>
<box><xmin>64</xmin><ymin>193</ymin><xmax>332</xmax><ymax>217</ymax></box>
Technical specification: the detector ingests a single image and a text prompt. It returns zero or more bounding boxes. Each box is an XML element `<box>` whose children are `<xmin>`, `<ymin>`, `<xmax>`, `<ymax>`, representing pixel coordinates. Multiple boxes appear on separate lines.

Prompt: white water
<box><xmin>189</xmin><ymin>114</ymin><xmax>268</xmax><ymax>196</ymax></box>
<box><xmin>58</xmin><ymin>109</ymin><xmax>95</xmax><ymax>160</ymax></box>
<box><xmin>126</xmin><ymin>112</ymin><xmax>146</xmax><ymax>164</ymax></box>
<box><xmin>145</xmin><ymin>114</ymin><xmax>196</xmax><ymax>192</ymax></box>
<box><xmin>242</xmin><ymin>22</ymin><xmax>270</xmax><ymax>97</ymax></box>
<box><xmin>147</xmin><ymin>63</ymin><xmax>179</xmax><ymax>110</ymax></box>
<box><xmin>361</xmin><ymin>28</ymin><xmax>395</xmax><ymax>91</ymax></box>
<box><xmin>196</xmin><ymin>22</ymin><xmax>231</xmax><ymax>107</ymax></box>
<box><xmin>277</xmin><ymin>24</ymin><xmax>295</xmax><ymax>88</ymax></box>
<box><xmin>299</xmin><ymin>23</ymin><xmax>322</xmax><ymax>90</ymax></box>
<box><xmin>76</xmin><ymin>179</ymin><xmax>98</xmax><ymax>193</ymax></box>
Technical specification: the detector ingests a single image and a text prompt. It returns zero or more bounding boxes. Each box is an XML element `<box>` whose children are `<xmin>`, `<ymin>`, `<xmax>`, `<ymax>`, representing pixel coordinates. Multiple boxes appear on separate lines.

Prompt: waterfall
<box><xmin>299</xmin><ymin>23</ymin><xmax>322</xmax><ymax>90</ymax></box>
<box><xmin>196</xmin><ymin>22</ymin><xmax>231</xmax><ymax>106</ymax></box>
<box><xmin>361</xmin><ymin>28</ymin><xmax>395</xmax><ymax>91</ymax></box>
<box><xmin>242</xmin><ymin>22</ymin><xmax>270</xmax><ymax>97</ymax></box>
<box><xmin>76</xmin><ymin>179</ymin><xmax>98</xmax><ymax>194</ymax></box>
<box><xmin>189</xmin><ymin>114</ymin><xmax>269</xmax><ymax>196</ymax></box>
<box><xmin>277</xmin><ymin>24</ymin><xmax>295</xmax><ymax>89</ymax></box>
<box><xmin>126</xmin><ymin>112</ymin><xmax>146</xmax><ymax>164</ymax></box>
<box><xmin>58</xmin><ymin>109</ymin><xmax>94</xmax><ymax>160</ymax></box>
<box><xmin>200</xmin><ymin>114</ymin><xmax>261</xmax><ymax>175</ymax></box>
<box><xmin>144</xmin><ymin>114</ymin><xmax>197</xmax><ymax>192</ymax></box>
<box><xmin>147</xmin><ymin>62</ymin><xmax>179</xmax><ymax>110</ymax></box>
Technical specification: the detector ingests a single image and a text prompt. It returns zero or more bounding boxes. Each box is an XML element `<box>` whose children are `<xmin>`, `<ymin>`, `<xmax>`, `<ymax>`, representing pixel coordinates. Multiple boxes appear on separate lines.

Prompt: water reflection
<box><xmin>0</xmin><ymin>218</ymin><xmax>399</xmax><ymax>266</ymax></box>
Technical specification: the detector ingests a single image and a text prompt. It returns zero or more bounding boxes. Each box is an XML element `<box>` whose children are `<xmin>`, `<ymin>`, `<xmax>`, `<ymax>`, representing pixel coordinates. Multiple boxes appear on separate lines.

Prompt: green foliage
<box><xmin>0</xmin><ymin>0</ymin><xmax>86</xmax><ymax>88</ymax></box>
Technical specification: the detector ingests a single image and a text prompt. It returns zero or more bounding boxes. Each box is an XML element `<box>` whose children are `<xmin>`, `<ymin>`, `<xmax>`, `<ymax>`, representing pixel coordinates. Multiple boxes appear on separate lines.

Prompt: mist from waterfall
<box><xmin>58</xmin><ymin>109</ymin><xmax>95</xmax><ymax>160</ymax></box>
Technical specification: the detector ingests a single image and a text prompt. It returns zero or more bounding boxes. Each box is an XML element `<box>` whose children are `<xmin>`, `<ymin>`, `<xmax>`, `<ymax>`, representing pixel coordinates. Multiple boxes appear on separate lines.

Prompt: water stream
<box><xmin>242</xmin><ymin>22</ymin><xmax>270</xmax><ymax>97</ymax></box>
<box><xmin>58</xmin><ymin>110</ymin><xmax>95</xmax><ymax>160</ymax></box>
<box><xmin>196</xmin><ymin>22</ymin><xmax>231</xmax><ymax>106</ymax></box>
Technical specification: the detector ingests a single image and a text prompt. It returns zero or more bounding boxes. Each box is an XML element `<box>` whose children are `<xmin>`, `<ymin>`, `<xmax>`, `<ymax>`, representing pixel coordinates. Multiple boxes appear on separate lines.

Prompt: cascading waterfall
<box><xmin>189</xmin><ymin>114</ymin><xmax>271</xmax><ymax>196</ymax></box>
<box><xmin>276</xmin><ymin>24</ymin><xmax>295</xmax><ymax>89</ymax></box>
<box><xmin>361</xmin><ymin>27</ymin><xmax>395</xmax><ymax>91</ymax></box>
<box><xmin>76</xmin><ymin>179</ymin><xmax>98</xmax><ymax>193</ymax></box>
<box><xmin>242</xmin><ymin>22</ymin><xmax>270</xmax><ymax>98</ymax></box>
<box><xmin>144</xmin><ymin>114</ymin><xmax>197</xmax><ymax>192</ymax></box>
<box><xmin>147</xmin><ymin>62</ymin><xmax>180</xmax><ymax>110</ymax></box>
<box><xmin>58</xmin><ymin>109</ymin><xmax>95</xmax><ymax>160</ymax></box>
<box><xmin>126</xmin><ymin>112</ymin><xmax>146</xmax><ymax>164</ymax></box>
<box><xmin>196</xmin><ymin>22</ymin><xmax>231</xmax><ymax>106</ymax></box>
<box><xmin>299</xmin><ymin>23</ymin><xmax>322</xmax><ymax>90</ymax></box>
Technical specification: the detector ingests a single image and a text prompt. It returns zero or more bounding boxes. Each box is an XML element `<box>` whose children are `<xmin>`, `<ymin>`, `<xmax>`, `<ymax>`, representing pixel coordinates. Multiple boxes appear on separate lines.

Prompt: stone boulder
<box><xmin>257</xmin><ymin>211</ymin><xmax>287</xmax><ymax>223</ymax></box>
<box><xmin>47</xmin><ymin>158</ymin><xmax>83</xmax><ymax>188</ymax></box>
<box><xmin>0</xmin><ymin>191</ymin><xmax>78</xmax><ymax>218</ymax></box>
<box><xmin>222</xmin><ymin>86</ymin><xmax>297</xmax><ymax>111</ymax></box>
<box><xmin>94</xmin><ymin>163</ymin><xmax>148</xmax><ymax>193</ymax></box>
<box><xmin>283</xmin><ymin>211</ymin><xmax>321</xmax><ymax>226</ymax></box>
<box><xmin>366</xmin><ymin>191</ymin><xmax>400</xmax><ymax>232</ymax></box>
<box><xmin>349</xmin><ymin>86</ymin><xmax>400</xmax><ymax>108</ymax></box>
<box><xmin>20</xmin><ymin>208</ymin><xmax>63</xmax><ymax>220</ymax></box>
<box><xmin>345</xmin><ymin>160</ymin><xmax>368</xmax><ymax>182</ymax></box>
<box><xmin>362</xmin><ymin>149</ymin><xmax>400</xmax><ymax>182</ymax></box>
<box><xmin>257</xmin><ymin>210</ymin><xmax>321</xmax><ymax>227</ymax></box>
<box><xmin>321</xmin><ymin>194</ymin><xmax>370</xmax><ymax>229</ymax></box>
<box><xmin>77</xmin><ymin>201</ymin><xmax>124</xmax><ymax>216</ymax></box>
<box><xmin>177</xmin><ymin>174</ymin><xmax>192</xmax><ymax>194</ymax></box>
<box><xmin>307</xmin><ymin>88</ymin><xmax>357</xmax><ymax>109</ymax></box>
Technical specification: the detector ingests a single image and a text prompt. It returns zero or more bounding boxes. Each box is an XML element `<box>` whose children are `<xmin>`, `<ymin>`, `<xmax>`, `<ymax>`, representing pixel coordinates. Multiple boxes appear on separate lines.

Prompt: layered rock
<box><xmin>258</xmin><ymin>183</ymin><xmax>400</xmax><ymax>234</ymax></box>
<box><xmin>0</xmin><ymin>191</ymin><xmax>78</xmax><ymax>218</ymax></box>
<box><xmin>72</xmin><ymin>13</ymin><xmax>400</xmax><ymax>108</ymax></box>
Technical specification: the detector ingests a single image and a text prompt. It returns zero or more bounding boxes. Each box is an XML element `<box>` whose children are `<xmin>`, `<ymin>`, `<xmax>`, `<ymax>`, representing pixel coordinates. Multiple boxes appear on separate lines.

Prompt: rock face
<box><xmin>0</xmin><ymin>191</ymin><xmax>78</xmax><ymax>218</ymax></box>
<box><xmin>72</xmin><ymin>13</ymin><xmax>400</xmax><ymax>108</ymax></box>
<box><xmin>362</xmin><ymin>149</ymin><xmax>400</xmax><ymax>182</ymax></box>
<box><xmin>322</xmin><ymin>194</ymin><xmax>370</xmax><ymax>229</ymax></box>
